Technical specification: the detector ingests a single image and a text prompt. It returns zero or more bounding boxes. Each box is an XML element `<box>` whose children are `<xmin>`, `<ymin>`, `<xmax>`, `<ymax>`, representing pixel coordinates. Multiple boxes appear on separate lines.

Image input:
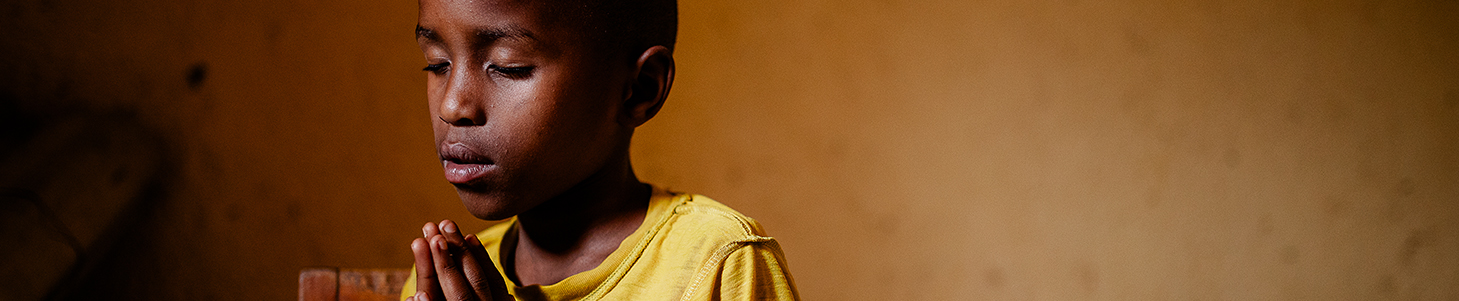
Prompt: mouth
<box><xmin>439</xmin><ymin>143</ymin><xmax>496</xmax><ymax>185</ymax></box>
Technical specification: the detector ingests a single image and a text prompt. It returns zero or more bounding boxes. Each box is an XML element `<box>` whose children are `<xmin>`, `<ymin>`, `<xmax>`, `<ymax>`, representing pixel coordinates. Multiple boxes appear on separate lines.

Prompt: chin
<box><xmin>454</xmin><ymin>187</ymin><xmax>522</xmax><ymax>221</ymax></box>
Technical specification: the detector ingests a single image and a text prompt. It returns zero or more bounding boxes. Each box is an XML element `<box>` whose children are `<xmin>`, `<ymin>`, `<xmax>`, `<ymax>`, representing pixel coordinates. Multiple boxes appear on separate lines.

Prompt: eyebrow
<box><xmin>415</xmin><ymin>25</ymin><xmax>439</xmax><ymax>41</ymax></box>
<box><xmin>416</xmin><ymin>24</ymin><xmax>536</xmax><ymax>44</ymax></box>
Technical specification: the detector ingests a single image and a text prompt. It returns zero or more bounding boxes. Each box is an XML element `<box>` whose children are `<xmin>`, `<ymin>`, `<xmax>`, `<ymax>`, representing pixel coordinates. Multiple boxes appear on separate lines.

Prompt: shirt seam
<box><xmin>580</xmin><ymin>192</ymin><xmax>691</xmax><ymax>300</ymax></box>
<box><xmin>678</xmin><ymin>236</ymin><xmax>775</xmax><ymax>301</ymax></box>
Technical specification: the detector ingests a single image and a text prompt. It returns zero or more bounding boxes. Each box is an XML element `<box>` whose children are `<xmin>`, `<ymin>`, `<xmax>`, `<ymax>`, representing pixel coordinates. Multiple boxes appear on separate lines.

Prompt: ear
<box><xmin>619</xmin><ymin>45</ymin><xmax>674</xmax><ymax>127</ymax></box>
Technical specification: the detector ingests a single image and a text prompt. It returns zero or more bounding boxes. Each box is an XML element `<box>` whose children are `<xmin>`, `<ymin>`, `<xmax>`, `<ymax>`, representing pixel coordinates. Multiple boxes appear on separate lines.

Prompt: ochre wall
<box><xmin>2</xmin><ymin>0</ymin><xmax>1455</xmax><ymax>300</ymax></box>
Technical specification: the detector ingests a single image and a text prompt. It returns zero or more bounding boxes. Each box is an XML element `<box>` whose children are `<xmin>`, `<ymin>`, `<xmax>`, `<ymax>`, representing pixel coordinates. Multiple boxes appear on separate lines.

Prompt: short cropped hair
<box><xmin>569</xmin><ymin>0</ymin><xmax>678</xmax><ymax>60</ymax></box>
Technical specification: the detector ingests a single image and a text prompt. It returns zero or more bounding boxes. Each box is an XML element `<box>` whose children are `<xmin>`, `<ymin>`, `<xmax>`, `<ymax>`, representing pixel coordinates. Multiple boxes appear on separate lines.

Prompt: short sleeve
<box><xmin>399</xmin><ymin>267</ymin><xmax>418</xmax><ymax>301</ymax></box>
<box><xmin>708</xmin><ymin>240</ymin><xmax>800</xmax><ymax>301</ymax></box>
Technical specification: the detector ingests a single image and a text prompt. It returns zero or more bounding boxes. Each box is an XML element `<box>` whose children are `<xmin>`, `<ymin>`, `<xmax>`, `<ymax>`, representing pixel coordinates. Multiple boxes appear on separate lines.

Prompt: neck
<box><xmin>507</xmin><ymin>156</ymin><xmax>651</xmax><ymax>286</ymax></box>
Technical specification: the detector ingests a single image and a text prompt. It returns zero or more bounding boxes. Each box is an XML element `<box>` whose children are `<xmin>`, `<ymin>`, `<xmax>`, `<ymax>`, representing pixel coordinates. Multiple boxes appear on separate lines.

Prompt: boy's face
<box><xmin>417</xmin><ymin>0</ymin><xmax>634</xmax><ymax>220</ymax></box>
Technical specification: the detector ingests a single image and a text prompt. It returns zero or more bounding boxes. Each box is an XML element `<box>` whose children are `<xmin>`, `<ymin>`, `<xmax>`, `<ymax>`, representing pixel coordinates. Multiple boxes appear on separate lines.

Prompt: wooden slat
<box><xmin>300</xmin><ymin>268</ymin><xmax>412</xmax><ymax>301</ymax></box>
<box><xmin>338</xmin><ymin>269</ymin><xmax>413</xmax><ymax>301</ymax></box>
<box><xmin>299</xmin><ymin>267</ymin><xmax>339</xmax><ymax>301</ymax></box>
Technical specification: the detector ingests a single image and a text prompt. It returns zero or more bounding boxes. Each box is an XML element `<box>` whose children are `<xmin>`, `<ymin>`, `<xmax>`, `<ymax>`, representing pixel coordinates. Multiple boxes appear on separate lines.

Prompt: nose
<box><xmin>438</xmin><ymin>68</ymin><xmax>487</xmax><ymax>126</ymax></box>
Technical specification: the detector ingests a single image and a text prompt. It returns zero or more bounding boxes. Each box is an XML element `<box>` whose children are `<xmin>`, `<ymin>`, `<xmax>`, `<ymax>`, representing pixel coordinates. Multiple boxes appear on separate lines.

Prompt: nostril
<box><xmin>438</xmin><ymin>92</ymin><xmax>486</xmax><ymax>126</ymax></box>
<box><xmin>439</xmin><ymin>116</ymin><xmax>480</xmax><ymax>126</ymax></box>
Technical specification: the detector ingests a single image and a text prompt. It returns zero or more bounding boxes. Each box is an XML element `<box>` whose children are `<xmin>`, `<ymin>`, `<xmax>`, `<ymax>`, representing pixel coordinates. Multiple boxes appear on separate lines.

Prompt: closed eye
<box><xmin>423</xmin><ymin>62</ymin><xmax>450</xmax><ymax>74</ymax></box>
<box><xmin>488</xmin><ymin>65</ymin><xmax>534</xmax><ymax>79</ymax></box>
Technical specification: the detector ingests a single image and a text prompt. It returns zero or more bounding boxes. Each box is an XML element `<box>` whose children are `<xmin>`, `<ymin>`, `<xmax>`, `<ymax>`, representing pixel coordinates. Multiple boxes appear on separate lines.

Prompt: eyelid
<box><xmin>487</xmin><ymin>64</ymin><xmax>534</xmax><ymax>78</ymax></box>
<box><xmin>487</xmin><ymin>64</ymin><xmax>531</xmax><ymax>71</ymax></box>
<box><xmin>423</xmin><ymin>62</ymin><xmax>450</xmax><ymax>74</ymax></box>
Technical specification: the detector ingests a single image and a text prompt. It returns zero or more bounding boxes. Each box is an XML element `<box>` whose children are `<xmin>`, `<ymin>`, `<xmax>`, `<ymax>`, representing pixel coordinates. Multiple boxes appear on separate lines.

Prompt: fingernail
<box><xmin>417</xmin><ymin>292</ymin><xmax>428</xmax><ymax>301</ymax></box>
<box><xmin>443</xmin><ymin>220</ymin><xmax>457</xmax><ymax>234</ymax></box>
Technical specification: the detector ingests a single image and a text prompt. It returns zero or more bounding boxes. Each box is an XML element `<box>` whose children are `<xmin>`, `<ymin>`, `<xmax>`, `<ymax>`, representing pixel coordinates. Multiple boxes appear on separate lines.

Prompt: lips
<box><xmin>439</xmin><ymin>143</ymin><xmax>495</xmax><ymax>184</ymax></box>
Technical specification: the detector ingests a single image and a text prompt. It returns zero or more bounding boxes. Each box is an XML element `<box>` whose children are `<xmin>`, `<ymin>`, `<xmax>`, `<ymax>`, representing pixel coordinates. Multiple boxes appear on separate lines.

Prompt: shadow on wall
<box><xmin>0</xmin><ymin>97</ymin><xmax>176</xmax><ymax>300</ymax></box>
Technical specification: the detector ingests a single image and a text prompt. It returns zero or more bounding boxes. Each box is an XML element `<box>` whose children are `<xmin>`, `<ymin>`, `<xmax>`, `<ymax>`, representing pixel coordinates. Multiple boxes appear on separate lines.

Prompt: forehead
<box><xmin>417</xmin><ymin>0</ymin><xmax>586</xmax><ymax>41</ymax></box>
<box><xmin>421</xmin><ymin>0</ymin><xmax>531</xmax><ymax>21</ymax></box>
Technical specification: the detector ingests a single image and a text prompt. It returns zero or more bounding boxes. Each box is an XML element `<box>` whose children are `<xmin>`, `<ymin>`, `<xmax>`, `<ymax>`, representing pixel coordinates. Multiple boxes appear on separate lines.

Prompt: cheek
<box><xmin>488</xmin><ymin>102</ymin><xmax>566</xmax><ymax>153</ymax></box>
<box><xmin>425</xmin><ymin>76</ymin><xmax>451</xmax><ymax>111</ymax></box>
<box><xmin>489</xmin><ymin>91</ymin><xmax>610</xmax><ymax>161</ymax></box>
<box><xmin>425</xmin><ymin>85</ymin><xmax>446</xmax><ymax>139</ymax></box>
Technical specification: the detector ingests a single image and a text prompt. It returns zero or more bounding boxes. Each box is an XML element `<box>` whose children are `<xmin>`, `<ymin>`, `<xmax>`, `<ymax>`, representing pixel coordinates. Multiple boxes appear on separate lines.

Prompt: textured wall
<box><xmin>647</xmin><ymin>1</ymin><xmax>1459</xmax><ymax>300</ymax></box>
<box><xmin>1</xmin><ymin>0</ymin><xmax>1455</xmax><ymax>300</ymax></box>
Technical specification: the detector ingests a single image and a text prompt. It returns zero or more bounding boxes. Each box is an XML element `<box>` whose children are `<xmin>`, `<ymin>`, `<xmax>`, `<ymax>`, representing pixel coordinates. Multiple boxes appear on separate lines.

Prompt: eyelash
<box><xmin>421</xmin><ymin>63</ymin><xmax>533</xmax><ymax>79</ymax></box>
<box><xmin>488</xmin><ymin>65</ymin><xmax>534</xmax><ymax>78</ymax></box>
<box><xmin>422</xmin><ymin>63</ymin><xmax>449</xmax><ymax>74</ymax></box>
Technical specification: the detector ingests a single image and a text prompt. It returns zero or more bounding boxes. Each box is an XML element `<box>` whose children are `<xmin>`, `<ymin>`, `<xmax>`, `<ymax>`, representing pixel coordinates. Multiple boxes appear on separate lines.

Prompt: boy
<box><xmin>401</xmin><ymin>0</ymin><xmax>798</xmax><ymax>300</ymax></box>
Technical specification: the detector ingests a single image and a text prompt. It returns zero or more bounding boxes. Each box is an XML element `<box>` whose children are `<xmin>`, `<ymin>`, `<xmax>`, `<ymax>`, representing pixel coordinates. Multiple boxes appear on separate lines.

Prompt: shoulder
<box><xmin>650</xmin><ymin>192</ymin><xmax>781</xmax><ymax>266</ymax></box>
<box><xmin>655</xmin><ymin>194</ymin><xmax>800</xmax><ymax>300</ymax></box>
<box><xmin>590</xmin><ymin>189</ymin><xmax>798</xmax><ymax>300</ymax></box>
<box><xmin>662</xmin><ymin>193</ymin><xmax>773</xmax><ymax>243</ymax></box>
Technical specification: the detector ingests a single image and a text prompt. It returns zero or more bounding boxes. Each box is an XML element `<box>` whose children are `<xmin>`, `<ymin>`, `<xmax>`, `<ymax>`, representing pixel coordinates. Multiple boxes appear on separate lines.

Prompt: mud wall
<box><xmin>1</xmin><ymin>0</ymin><xmax>1454</xmax><ymax>300</ymax></box>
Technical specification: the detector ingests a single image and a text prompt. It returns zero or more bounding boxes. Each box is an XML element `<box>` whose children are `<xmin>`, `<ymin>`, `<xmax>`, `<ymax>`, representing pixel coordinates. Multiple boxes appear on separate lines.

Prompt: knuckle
<box><xmin>438</xmin><ymin>258</ymin><xmax>459</xmax><ymax>270</ymax></box>
<box><xmin>469</xmin><ymin>276</ymin><xmax>489</xmax><ymax>290</ymax></box>
<box><xmin>446</xmin><ymin>286</ymin><xmax>481</xmax><ymax>301</ymax></box>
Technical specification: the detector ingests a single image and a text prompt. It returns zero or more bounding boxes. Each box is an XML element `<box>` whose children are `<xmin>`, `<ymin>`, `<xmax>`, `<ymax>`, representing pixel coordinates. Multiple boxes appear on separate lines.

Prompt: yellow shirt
<box><xmin>401</xmin><ymin>186</ymin><xmax>799</xmax><ymax>300</ymax></box>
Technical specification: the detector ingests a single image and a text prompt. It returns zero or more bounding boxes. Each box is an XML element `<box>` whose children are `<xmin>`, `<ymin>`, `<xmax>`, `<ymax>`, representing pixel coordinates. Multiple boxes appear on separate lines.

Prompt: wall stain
<box><xmin>186</xmin><ymin>62</ymin><xmax>208</xmax><ymax>91</ymax></box>
<box><xmin>1395</xmin><ymin>177</ymin><xmax>1415</xmax><ymax>197</ymax></box>
<box><xmin>1322</xmin><ymin>195</ymin><xmax>1347</xmax><ymax>217</ymax></box>
<box><xmin>1376</xmin><ymin>274</ymin><xmax>1396</xmax><ymax>295</ymax></box>
<box><xmin>1399</xmin><ymin>229</ymin><xmax>1431</xmax><ymax>265</ymax></box>
<box><xmin>1386</xmin><ymin>177</ymin><xmax>1416</xmax><ymax>222</ymax></box>
<box><xmin>872</xmin><ymin>215</ymin><xmax>900</xmax><ymax>235</ymax></box>
<box><xmin>1076</xmin><ymin>263</ymin><xmax>1099</xmax><ymax>294</ymax></box>
<box><xmin>265</xmin><ymin>21</ymin><xmax>284</xmax><ymax>51</ymax></box>
<box><xmin>1123</xmin><ymin>23</ymin><xmax>1152</xmax><ymax>56</ymax></box>
<box><xmin>286</xmin><ymin>202</ymin><xmax>302</xmax><ymax>224</ymax></box>
<box><xmin>1280</xmin><ymin>245</ymin><xmax>1300</xmax><ymax>264</ymax></box>
<box><xmin>984</xmin><ymin>267</ymin><xmax>1005</xmax><ymax>289</ymax></box>
<box><xmin>1222</xmin><ymin>148</ymin><xmax>1241</xmax><ymax>169</ymax></box>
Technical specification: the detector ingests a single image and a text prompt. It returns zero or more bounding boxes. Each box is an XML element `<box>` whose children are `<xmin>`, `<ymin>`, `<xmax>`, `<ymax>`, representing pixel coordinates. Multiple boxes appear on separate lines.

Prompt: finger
<box><xmin>439</xmin><ymin>219</ymin><xmax>466</xmax><ymax>246</ymax></box>
<box><xmin>436</xmin><ymin>220</ymin><xmax>468</xmax><ymax>269</ymax></box>
<box><xmin>412</xmin><ymin>237</ymin><xmax>444</xmax><ymax>301</ymax></box>
<box><xmin>424</xmin><ymin>222</ymin><xmax>441</xmax><ymax>238</ymax></box>
<box><xmin>461</xmin><ymin>234</ymin><xmax>512</xmax><ymax>301</ymax></box>
<box><xmin>432</xmin><ymin>235</ymin><xmax>481</xmax><ymax>301</ymax></box>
